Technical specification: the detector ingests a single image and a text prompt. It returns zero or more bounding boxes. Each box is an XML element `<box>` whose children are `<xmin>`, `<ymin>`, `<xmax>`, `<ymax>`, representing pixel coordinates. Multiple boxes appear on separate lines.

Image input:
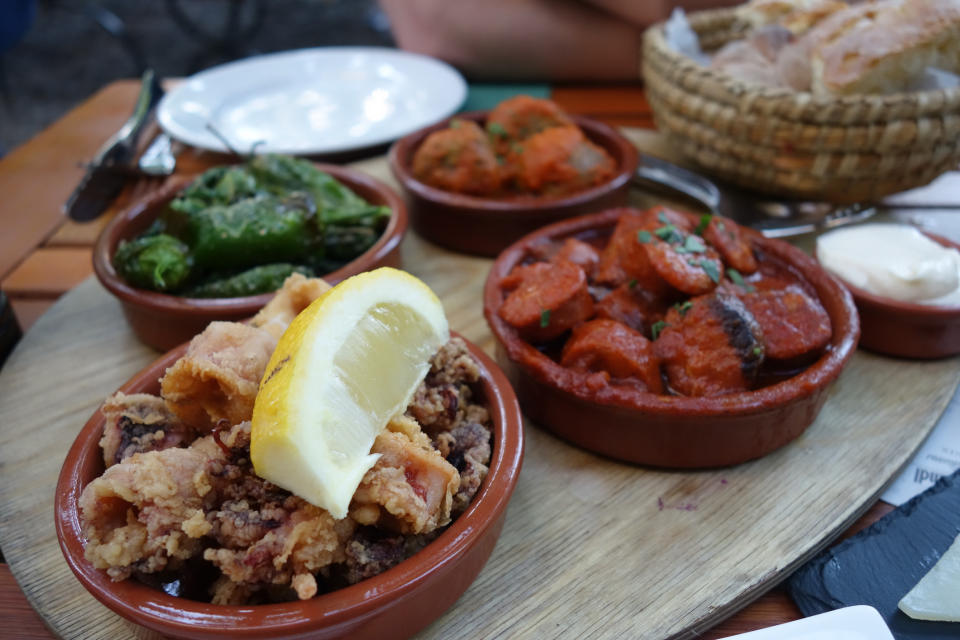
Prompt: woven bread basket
<box><xmin>642</xmin><ymin>7</ymin><xmax>960</xmax><ymax>203</ymax></box>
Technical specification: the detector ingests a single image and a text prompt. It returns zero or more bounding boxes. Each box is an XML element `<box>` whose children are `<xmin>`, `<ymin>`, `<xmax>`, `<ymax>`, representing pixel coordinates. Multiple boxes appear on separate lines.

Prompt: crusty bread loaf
<box><xmin>810</xmin><ymin>0</ymin><xmax>960</xmax><ymax>96</ymax></box>
<box><xmin>737</xmin><ymin>0</ymin><xmax>849</xmax><ymax>34</ymax></box>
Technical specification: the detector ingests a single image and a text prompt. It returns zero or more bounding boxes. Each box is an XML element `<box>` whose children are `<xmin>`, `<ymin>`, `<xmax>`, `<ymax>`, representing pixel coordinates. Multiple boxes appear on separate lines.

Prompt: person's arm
<box><xmin>379</xmin><ymin>0</ymin><xmax>742</xmax><ymax>81</ymax></box>
<box><xmin>584</xmin><ymin>0</ymin><xmax>741</xmax><ymax>27</ymax></box>
<box><xmin>379</xmin><ymin>0</ymin><xmax>643</xmax><ymax>81</ymax></box>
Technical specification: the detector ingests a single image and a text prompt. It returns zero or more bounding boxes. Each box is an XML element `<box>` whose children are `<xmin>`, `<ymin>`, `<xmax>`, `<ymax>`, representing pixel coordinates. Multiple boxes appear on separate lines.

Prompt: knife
<box><xmin>633</xmin><ymin>153</ymin><xmax>876</xmax><ymax>238</ymax></box>
<box><xmin>63</xmin><ymin>69</ymin><xmax>164</xmax><ymax>221</ymax></box>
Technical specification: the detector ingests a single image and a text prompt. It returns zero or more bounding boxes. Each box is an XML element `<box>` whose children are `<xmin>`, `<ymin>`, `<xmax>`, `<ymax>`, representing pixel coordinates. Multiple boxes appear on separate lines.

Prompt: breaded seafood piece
<box><xmin>80</xmin><ymin>433</ymin><xmax>224</xmax><ymax>581</ymax></box>
<box><xmin>249</xmin><ymin>273</ymin><xmax>332</xmax><ymax>340</ymax></box>
<box><xmin>350</xmin><ymin>427</ymin><xmax>460</xmax><ymax>535</ymax></box>
<box><xmin>99</xmin><ymin>392</ymin><xmax>194</xmax><ymax>467</ymax></box>
<box><xmin>412</xmin><ymin>119</ymin><xmax>501</xmax><ymax>196</ymax></box>
<box><xmin>161</xmin><ymin>321</ymin><xmax>277</xmax><ymax>432</ymax></box>
<box><xmin>407</xmin><ymin>338</ymin><xmax>490</xmax><ymax>434</ymax></box>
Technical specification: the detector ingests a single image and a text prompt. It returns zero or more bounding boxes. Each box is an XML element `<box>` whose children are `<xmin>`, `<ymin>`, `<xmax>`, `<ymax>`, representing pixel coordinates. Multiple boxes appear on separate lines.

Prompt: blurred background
<box><xmin>0</xmin><ymin>0</ymin><xmax>394</xmax><ymax>152</ymax></box>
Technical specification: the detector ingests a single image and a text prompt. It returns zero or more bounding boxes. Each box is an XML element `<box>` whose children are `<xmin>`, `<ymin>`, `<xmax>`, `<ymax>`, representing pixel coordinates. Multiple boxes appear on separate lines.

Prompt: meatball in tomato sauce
<box><xmin>412</xmin><ymin>119</ymin><xmax>501</xmax><ymax>196</ymax></box>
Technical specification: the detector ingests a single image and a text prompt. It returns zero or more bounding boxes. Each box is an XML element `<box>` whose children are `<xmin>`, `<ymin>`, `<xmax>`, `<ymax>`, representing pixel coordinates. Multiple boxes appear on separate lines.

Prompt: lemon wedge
<box><xmin>250</xmin><ymin>267</ymin><xmax>449</xmax><ymax>519</ymax></box>
<box><xmin>899</xmin><ymin>532</ymin><xmax>960</xmax><ymax>621</ymax></box>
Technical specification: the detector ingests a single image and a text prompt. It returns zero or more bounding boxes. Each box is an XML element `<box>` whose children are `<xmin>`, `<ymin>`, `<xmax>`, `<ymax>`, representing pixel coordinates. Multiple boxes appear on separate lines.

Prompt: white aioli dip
<box><xmin>816</xmin><ymin>224</ymin><xmax>960</xmax><ymax>306</ymax></box>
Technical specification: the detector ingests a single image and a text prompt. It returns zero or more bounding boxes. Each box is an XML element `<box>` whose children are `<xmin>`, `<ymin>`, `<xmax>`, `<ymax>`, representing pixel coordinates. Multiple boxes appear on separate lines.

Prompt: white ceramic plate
<box><xmin>157</xmin><ymin>47</ymin><xmax>467</xmax><ymax>155</ymax></box>
<box><xmin>718</xmin><ymin>606</ymin><xmax>895</xmax><ymax>640</ymax></box>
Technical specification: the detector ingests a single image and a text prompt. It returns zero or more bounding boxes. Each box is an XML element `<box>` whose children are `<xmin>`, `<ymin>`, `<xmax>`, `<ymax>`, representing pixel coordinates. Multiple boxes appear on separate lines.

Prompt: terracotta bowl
<box><xmin>817</xmin><ymin>232</ymin><xmax>960</xmax><ymax>359</ymax></box>
<box><xmin>483</xmin><ymin>208</ymin><xmax>860</xmax><ymax>468</ymax></box>
<box><xmin>388</xmin><ymin>111</ymin><xmax>639</xmax><ymax>257</ymax></box>
<box><xmin>55</xmin><ymin>332</ymin><xmax>523</xmax><ymax>640</ymax></box>
<box><xmin>93</xmin><ymin>164</ymin><xmax>408</xmax><ymax>351</ymax></box>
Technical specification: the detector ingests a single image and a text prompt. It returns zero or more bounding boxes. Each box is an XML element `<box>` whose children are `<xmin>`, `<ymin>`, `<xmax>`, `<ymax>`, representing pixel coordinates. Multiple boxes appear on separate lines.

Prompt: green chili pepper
<box><xmin>321</xmin><ymin>223</ymin><xmax>384</xmax><ymax>262</ymax></box>
<box><xmin>169</xmin><ymin>166</ymin><xmax>261</xmax><ymax>214</ymax></box>
<box><xmin>113</xmin><ymin>233</ymin><xmax>193</xmax><ymax>292</ymax></box>
<box><xmin>187</xmin><ymin>194</ymin><xmax>313</xmax><ymax>269</ymax></box>
<box><xmin>185</xmin><ymin>263</ymin><xmax>314</xmax><ymax>298</ymax></box>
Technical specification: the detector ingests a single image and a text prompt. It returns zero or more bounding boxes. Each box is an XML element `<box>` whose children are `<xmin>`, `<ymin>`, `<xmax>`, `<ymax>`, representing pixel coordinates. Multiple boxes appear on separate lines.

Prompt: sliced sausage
<box><xmin>594</xmin><ymin>283</ymin><xmax>664</xmax><ymax>334</ymax></box>
<box><xmin>740</xmin><ymin>284</ymin><xmax>831</xmax><ymax>362</ymax></box>
<box><xmin>594</xmin><ymin>210</ymin><xmax>647</xmax><ymax>287</ymax></box>
<box><xmin>561</xmin><ymin>319</ymin><xmax>663</xmax><ymax>393</ymax></box>
<box><xmin>702</xmin><ymin>215</ymin><xmax>758</xmax><ymax>275</ymax></box>
<box><xmin>499</xmin><ymin>260</ymin><xmax>593</xmax><ymax>342</ymax></box>
<box><xmin>551</xmin><ymin>237</ymin><xmax>600</xmax><ymax>277</ymax></box>
<box><xmin>654</xmin><ymin>293</ymin><xmax>765</xmax><ymax>397</ymax></box>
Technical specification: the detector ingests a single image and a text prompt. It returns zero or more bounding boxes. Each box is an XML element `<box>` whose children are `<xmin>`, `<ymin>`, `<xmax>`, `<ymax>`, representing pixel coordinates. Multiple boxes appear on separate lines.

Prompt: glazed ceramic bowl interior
<box><xmin>816</xmin><ymin>231</ymin><xmax>960</xmax><ymax>359</ymax></box>
<box><xmin>389</xmin><ymin>111</ymin><xmax>639</xmax><ymax>257</ymax></box>
<box><xmin>93</xmin><ymin>163</ymin><xmax>408</xmax><ymax>351</ymax></box>
<box><xmin>484</xmin><ymin>208</ymin><xmax>860</xmax><ymax>468</ymax></box>
<box><xmin>55</xmin><ymin>333</ymin><xmax>523</xmax><ymax>640</ymax></box>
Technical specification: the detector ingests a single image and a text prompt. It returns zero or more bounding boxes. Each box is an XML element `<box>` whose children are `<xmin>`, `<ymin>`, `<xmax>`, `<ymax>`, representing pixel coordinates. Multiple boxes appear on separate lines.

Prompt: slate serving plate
<box><xmin>788</xmin><ymin>469</ymin><xmax>960</xmax><ymax>639</ymax></box>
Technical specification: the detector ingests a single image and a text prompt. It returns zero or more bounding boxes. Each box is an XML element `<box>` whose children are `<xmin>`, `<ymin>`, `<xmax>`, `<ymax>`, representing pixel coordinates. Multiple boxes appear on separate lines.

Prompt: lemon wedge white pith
<box><xmin>250</xmin><ymin>267</ymin><xmax>449</xmax><ymax>519</ymax></box>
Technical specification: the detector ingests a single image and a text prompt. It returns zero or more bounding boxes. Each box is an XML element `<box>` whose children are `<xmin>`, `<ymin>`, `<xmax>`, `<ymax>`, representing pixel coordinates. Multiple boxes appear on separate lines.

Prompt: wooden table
<box><xmin>0</xmin><ymin>79</ymin><xmax>955</xmax><ymax>639</ymax></box>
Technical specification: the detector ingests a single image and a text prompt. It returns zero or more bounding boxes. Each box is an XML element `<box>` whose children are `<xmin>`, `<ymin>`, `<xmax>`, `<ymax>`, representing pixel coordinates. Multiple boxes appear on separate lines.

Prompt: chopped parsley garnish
<box><xmin>539</xmin><ymin>309</ymin><xmax>551</xmax><ymax>328</ymax></box>
<box><xmin>674</xmin><ymin>300</ymin><xmax>693</xmax><ymax>316</ymax></box>
<box><xmin>657</xmin><ymin>210</ymin><xmax>669</xmax><ymax>224</ymax></box>
<box><xmin>654</xmin><ymin>224</ymin><xmax>682</xmax><ymax>244</ymax></box>
<box><xmin>699</xmin><ymin>259</ymin><xmax>720</xmax><ymax>283</ymax></box>
<box><xmin>726</xmin><ymin>268</ymin><xmax>755</xmax><ymax>292</ymax></box>
<box><xmin>651</xmin><ymin>320</ymin><xmax>668</xmax><ymax>340</ymax></box>
<box><xmin>654</xmin><ymin>224</ymin><xmax>677</xmax><ymax>239</ymax></box>
<box><xmin>628</xmin><ymin>278</ymin><xmax>638</xmax><ymax>289</ymax></box>
<box><xmin>511</xmin><ymin>143</ymin><xmax>524</xmax><ymax>154</ymax></box>
<box><xmin>487</xmin><ymin>121</ymin><xmax>507</xmax><ymax>137</ymax></box>
<box><xmin>637</xmin><ymin>230</ymin><xmax>653</xmax><ymax>244</ymax></box>
<box><xmin>682</xmin><ymin>235</ymin><xmax>706</xmax><ymax>253</ymax></box>
<box><xmin>752</xmin><ymin>345</ymin><xmax>763</xmax><ymax>357</ymax></box>
<box><xmin>695</xmin><ymin>213</ymin><xmax>713</xmax><ymax>235</ymax></box>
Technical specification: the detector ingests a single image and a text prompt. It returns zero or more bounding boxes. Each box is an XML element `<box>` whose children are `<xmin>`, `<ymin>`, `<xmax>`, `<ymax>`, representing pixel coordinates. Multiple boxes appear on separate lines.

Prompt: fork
<box><xmin>633</xmin><ymin>153</ymin><xmax>876</xmax><ymax>237</ymax></box>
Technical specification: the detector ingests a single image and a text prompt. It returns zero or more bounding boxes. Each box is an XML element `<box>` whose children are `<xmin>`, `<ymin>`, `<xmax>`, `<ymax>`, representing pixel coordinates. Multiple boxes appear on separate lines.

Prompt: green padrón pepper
<box><xmin>113</xmin><ymin>234</ymin><xmax>192</xmax><ymax>292</ymax></box>
<box><xmin>185</xmin><ymin>263</ymin><xmax>314</xmax><ymax>298</ymax></box>
<box><xmin>188</xmin><ymin>194</ymin><xmax>313</xmax><ymax>269</ymax></box>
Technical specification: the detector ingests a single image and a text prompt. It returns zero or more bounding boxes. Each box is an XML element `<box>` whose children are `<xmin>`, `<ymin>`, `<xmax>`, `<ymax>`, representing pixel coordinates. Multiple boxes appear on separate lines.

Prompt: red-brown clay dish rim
<box><xmin>55</xmin><ymin>332</ymin><xmax>523</xmax><ymax>639</ymax></box>
<box><xmin>484</xmin><ymin>208</ymin><xmax>860</xmax><ymax>419</ymax></box>
<box><xmin>388</xmin><ymin>111</ymin><xmax>639</xmax><ymax>214</ymax></box>
<box><xmin>92</xmin><ymin>163</ymin><xmax>408</xmax><ymax>319</ymax></box>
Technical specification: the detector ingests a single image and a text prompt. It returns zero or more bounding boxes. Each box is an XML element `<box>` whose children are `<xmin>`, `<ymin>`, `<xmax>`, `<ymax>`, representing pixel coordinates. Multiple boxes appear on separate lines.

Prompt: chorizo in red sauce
<box><xmin>654</xmin><ymin>294</ymin><xmax>765</xmax><ymax>397</ymax></box>
<box><xmin>561</xmin><ymin>319</ymin><xmax>663</xmax><ymax>393</ymax></box>
<box><xmin>594</xmin><ymin>283</ymin><xmax>664</xmax><ymax>335</ymax></box>
<box><xmin>499</xmin><ymin>260</ymin><xmax>593</xmax><ymax>342</ymax></box>
<box><xmin>702</xmin><ymin>215</ymin><xmax>758</xmax><ymax>275</ymax></box>
<box><xmin>740</xmin><ymin>284</ymin><xmax>832</xmax><ymax>362</ymax></box>
<box><xmin>550</xmin><ymin>237</ymin><xmax>600</xmax><ymax>277</ymax></box>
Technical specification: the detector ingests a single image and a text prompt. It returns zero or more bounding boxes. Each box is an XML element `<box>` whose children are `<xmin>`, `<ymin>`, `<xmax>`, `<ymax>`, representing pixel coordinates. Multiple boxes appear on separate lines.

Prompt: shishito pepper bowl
<box><xmin>93</xmin><ymin>164</ymin><xmax>407</xmax><ymax>351</ymax></box>
<box><xmin>55</xmin><ymin>332</ymin><xmax>524</xmax><ymax>640</ymax></box>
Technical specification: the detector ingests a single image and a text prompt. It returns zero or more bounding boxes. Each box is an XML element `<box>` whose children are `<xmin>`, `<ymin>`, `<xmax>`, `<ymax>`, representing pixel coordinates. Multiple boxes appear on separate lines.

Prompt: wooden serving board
<box><xmin>1</xmin><ymin>154</ymin><xmax>959</xmax><ymax>640</ymax></box>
